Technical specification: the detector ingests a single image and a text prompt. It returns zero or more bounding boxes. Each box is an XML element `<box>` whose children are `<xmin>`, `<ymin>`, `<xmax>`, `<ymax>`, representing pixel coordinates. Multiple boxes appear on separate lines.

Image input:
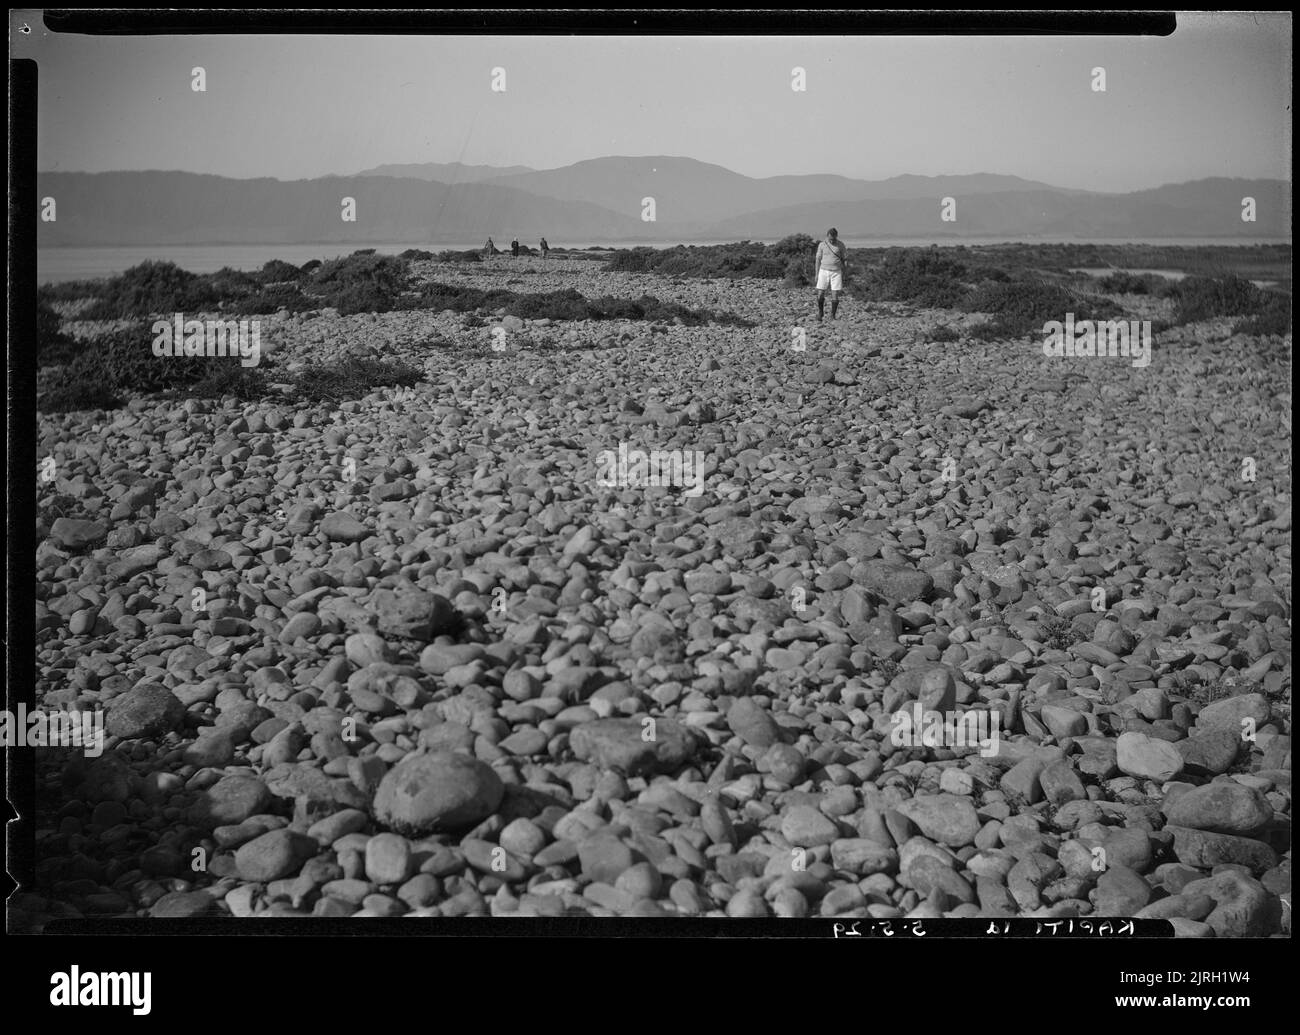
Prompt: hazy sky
<box><xmin>16</xmin><ymin>11</ymin><xmax>1292</xmax><ymax>192</ymax></box>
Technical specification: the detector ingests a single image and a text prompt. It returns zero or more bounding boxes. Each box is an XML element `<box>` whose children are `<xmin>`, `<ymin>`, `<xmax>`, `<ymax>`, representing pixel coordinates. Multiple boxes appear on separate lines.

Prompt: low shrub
<box><xmin>37</xmin><ymin>297</ymin><xmax>83</xmax><ymax>366</ymax></box>
<box><xmin>259</xmin><ymin>259</ymin><xmax>305</xmax><ymax>283</ymax></box>
<box><xmin>1167</xmin><ymin>274</ymin><xmax>1279</xmax><ymax>326</ymax></box>
<box><xmin>79</xmin><ymin>261</ymin><xmax>219</xmax><ymax>319</ymax></box>
<box><xmin>289</xmin><ymin>356</ymin><xmax>423</xmax><ymax>404</ymax></box>
<box><xmin>228</xmin><ymin>283</ymin><xmax>317</xmax><ymax>315</ymax></box>
<box><xmin>1233</xmin><ymin>293</ymin><xmax>1292</xmax><ymax>336</ymax></box>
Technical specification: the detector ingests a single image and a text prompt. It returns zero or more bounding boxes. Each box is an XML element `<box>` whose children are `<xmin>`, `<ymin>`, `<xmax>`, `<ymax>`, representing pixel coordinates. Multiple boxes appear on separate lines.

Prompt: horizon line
<box><xmin>34</xmin><ymin>159</ymin><xmax>1293</xmax><ymax>198</ymax></box>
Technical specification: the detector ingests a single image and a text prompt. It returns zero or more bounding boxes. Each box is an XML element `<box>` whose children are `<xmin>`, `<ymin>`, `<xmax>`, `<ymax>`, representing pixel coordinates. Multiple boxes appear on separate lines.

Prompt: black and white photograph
<box><xmin>7</xmin><ymin>8</ymin><xmax>1293</xmax><ymax>1002</ymax></box>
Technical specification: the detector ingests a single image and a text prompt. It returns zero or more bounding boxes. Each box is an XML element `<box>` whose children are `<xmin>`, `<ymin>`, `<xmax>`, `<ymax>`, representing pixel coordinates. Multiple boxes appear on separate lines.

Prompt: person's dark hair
<box><xmin>828</xmin><ymin>228</ymin><xmax>838</xmax><ymax>236</ymax></box>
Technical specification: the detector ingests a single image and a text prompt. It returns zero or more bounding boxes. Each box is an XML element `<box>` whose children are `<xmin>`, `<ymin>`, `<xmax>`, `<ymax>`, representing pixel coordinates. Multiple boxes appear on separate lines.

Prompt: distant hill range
<box><xmin>37</xmin><ymin>156</ymin><xmax>1291</xmax><ymax>246</ymax></box>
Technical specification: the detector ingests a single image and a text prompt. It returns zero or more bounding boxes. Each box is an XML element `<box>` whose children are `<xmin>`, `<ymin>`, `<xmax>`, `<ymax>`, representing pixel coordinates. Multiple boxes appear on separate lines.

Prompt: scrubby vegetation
<box><xmin>37</xmin><ymin>297</ymin><xmax>84</xmax><ymax>367</ymax></box>
<box><xmin>1157</xmin><ymin>273</ymin><xmax>1293</xmax><ymax>335</ymax></box>
<box><xmin>260</xmin><ymin>259</ymin><xmax>305</xmax><ymax>283</ymax></box>
<box><xmin>1097</xmin><ymin>271</ymin><xmax>1165</xmax><ymax>295</ymax></box>
<box><xmin>36</xmin><ymin>323</ymin><xmax>267</xmax><ymax>412</ymax></box>
<box><xmin>289</xmin><ymin>356</ymin><xmax>423</xmax><ymax>404</ymax></box>
<box><xmin>72</xmin><ymin>261</ymin><xmax>220</xmax><ymax>320</ymax></box>
<box><xmin>962</xmin><ymin>277</ymin><xmax>1122</xmax><ymax>339</ymax></box>
<box><xmin>1233</xmin><ymin>293</ymin><xmax>1292</xmax><ymax>336</ymax></box>
<box><xmin>35</xmin><ymin>313</ymin><xmax>426</xmax><ymax>411</ymax></box>
<box><xmin>411</xmin><ymin>282</ymin><xmax>750</xmax><ymax>326</ymax></box>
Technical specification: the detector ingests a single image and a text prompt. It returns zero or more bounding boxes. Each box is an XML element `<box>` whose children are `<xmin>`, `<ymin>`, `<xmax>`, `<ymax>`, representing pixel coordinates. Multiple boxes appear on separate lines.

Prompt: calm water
<box><xmin>37</xmin><ymin>238</ymin><xmax>1290</xmax><ymax>284</ymax></box>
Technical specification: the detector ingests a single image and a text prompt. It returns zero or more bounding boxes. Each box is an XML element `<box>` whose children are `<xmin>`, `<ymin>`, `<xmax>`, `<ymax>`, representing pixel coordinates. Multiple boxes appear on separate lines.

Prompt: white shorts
<box><xmin>816</xmin><ymin>268</ymin><xmax>843</xmax><ymax>291</ymax></box>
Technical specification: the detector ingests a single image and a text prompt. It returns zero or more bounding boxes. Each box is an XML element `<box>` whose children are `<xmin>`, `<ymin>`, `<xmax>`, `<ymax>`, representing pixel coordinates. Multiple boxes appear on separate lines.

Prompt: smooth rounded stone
<box><xmin>1039</xmin><ymin>760</ymin><xmax>1087</xmax><ymax>805</ymax></box>
<box><xmin>894</xmin><ymin>794</ymin><xmax>980</xmax><ymax>848</ymax></box>
<box><xmin>190</xmin><ymin>774</ymin><xmax>271</xmax><ymax>827</ymax></box>
<box><xmin>1135</xmin><ymin>893</ymin><xmax>1216</xmax><ymax>922</ymax></box>
<box><xmin>685</xmin><ymin>570</ymin><xmax>733</xmax><ymax>596</ymax></box>
<box><xmin>906</xmin><ymin>855</ymin><xmax>975</xmax><ymax>904</ymax></box>
<box><xmin>49</xmin><ymin>517</ymin><xmax>107</xmax><ymax>550</ymax></box>
<box><xmin>1165</xmin><ymin>917</ymin><xmax>1216</xmax><ymax>938</ymax></box>
<box><xmin>725</xmin><ymin>888</ymin><xmax>771</xmax><ymax>917</ymax></box>
<box><xmin>502</xmin><ymin>669</ymin><xmax>542</xmax><ymax>702</ymax></box>
<box><xmin>345</xmin><ymin>633</ymin><xmax>393</xmax><ymax>668</ymax></box>
<box><xmin>628</xmin><ymin>620</ymin><xmax>684</xmax><ymax>663</ymax></box>
<box><xmin>499</xmin><ymin>817</ymin><xmax>547</xmax><ymax>857</ymax></box>
<box><xmin>365</xmin><ymin>832</ymin><xmax>415</xmax><ymax>885</ymax></box>
<box><xmin>419</xmin><ymin>643</ymin><xmax>487</xmax><ymax>676</ymax></box>
<box><xmin>999</xmin><ymin>755</ymin><xmax>1050</xmax><ymax>804</ymax></box>
<box><xmin>182</xmin><ymin>729</ymin><xmax>238</xmax><ymax>768</ymax></box>
<box><xmin>1180</xmin><ymin>870</ymin><xmax>1275</xmax><ymax>938</ymax></box>
<box><xmin>149</xmin><ymin>890</ymin><xmax>214</xmax><ymax>918</ymax></box>
<box><xmin>1039</xmin><ymin>704</ymin><xmax>1088</xmax><ymax>740</ymax></box>
<box><xmin>821</xmin><ymin>884</ymin><xmax>868</xmax><ymax>916</ymax></box>
<box><xmin>1164</xmin><ymin>782</ymin><xmax>1273</xmax><ymax>835</ymax></box>
<box><xmin>279</xmin><ymin>611</ymin><xmax>323</xmax><ymax>644</ymax></box>
<box><xmin>938</xmin><ymin>768</ymin><xmax>975</xmax><ymax>796</ymax></box>
<box><xmin>1175</xmin><ymin>729</ymin><xmax>1242</xmax><ymax>775</ymax></box>
<box><xmin>1195</xmin><ymin>694</ymin><xmax>1270</xmax><ymax>737</ymax></box>
<box><xmin>307</xmin><ymin>808</ymin><xmax>368</xmax><ymax>845</ymax></box>
<box><xmin>781</xmin><ymin>805</ymin><xmax>840</xmax><ymax>847</ymax></box>
<box><xmin>499</xmin><ymin>727</ymin><xmax>549</xmax><ymax>756</ymax></box>
<box><xmin>1129</xmin><ymin>687</ymin><xmax>1169</xmax><ymax>721</ymax></box>
<box><xmin>943</xmin><ymin>395</ymin><xmax>990</xmax><ymax>418</ymax></box>
<box><xmin>700</xmin><ymin>798</ymin><xmax>736</xmax><ymax>848</ymax></box>
<box><xmin>772</xmin><ymin>887</ymin><xmax>810</xmax><ymax>918</ymax></box>
<box><xmin>568</xmin><ymin>717</ymin><xmax>698</xmax><ymax>776</ymax></box>
<box><xmin>371</xmin><ymin>586</ymin><xmax>458</xmax><ymax>640</ymax></box>
<box><xmin>1090</xmin><ymin>619</ymin><xmax>1136</xmax><ymax>656</ymax></box>
<box><xmin>859</xmin><ymin>560</ymin><xmax>933</xmax><ymax>603</ymax></box>
<box><xmin>1093</xmin><ymin>865</ymin><xmax>1152</xmax><ymax>915</ymax></box>
<box><xmin>321</xmin><ymin>511</ymin><xmax>371</xmax><ymax>543</ymax></box>
<box><xmin>578</xmin><ymin>832</ymin><xmax>637</xmax><ymax>883</ymax></box>
<box><xmin>264</xmin><ymin>761</ymin><xmax>370</xmax><ymax>810</ymax></box>
<box><xmin>1166</xmin><ymin>826</ymin><xmax>1278</xmax><ymax>872</ymax></box>
<box><xmin>1098</xmin><ymin>827</ymin><xmax>1155</xmax><ymax>873</ymax></box>
<box><xmin>915</xmin><ymin>667</ymin><xmax>957</xmax><ymax>713</ymax></box>
<box><xmin>322</xmin><ymin>878</ymin><xmax>374</xmax><ymax>906</ymax></box>
<box><xmin>615</xmin><ymin>862</ymin><xmax>663</xmax><ymax>900</ymax></box>
<box><xmin>235</xmin><ymin>828</ymin><xmax>318</xmax><ymax>882</ymax></box>
<box><xmin>105</xmin><ymin>683</ymin><xmax>186</xmax><ymax>740</ymax></box>
<box><xmin>1115</xmin><ymin>731</ymin><xmax>1184</xmax><ymax>781</ymax></box>
<box><xmin>107</xmin><ymin>544</ymin><xmax>166</xmax><ymax>579</ymax></box>
<box><xmin>763</xmin><ymin>743</ymin><xmax>806</xmax><ymax>785</ymax></box>
<box><xmin>284</xmin><ymin>503</ymin><xmax>322</xmax><ymax>536</ymax></box>
<box><xmin>830</xmin><ymin>839</ymin><xmax>899</xmax><ymax>877</ymax></box>
<box><xmin>373</xmin><ymin>751</ymin><xmax>504</xmax><ymax>836</ymax></box>
<box><xmin>726</xmin><ymin>697</ymin><xmax>782</xmax><ymax>748</ymax></box>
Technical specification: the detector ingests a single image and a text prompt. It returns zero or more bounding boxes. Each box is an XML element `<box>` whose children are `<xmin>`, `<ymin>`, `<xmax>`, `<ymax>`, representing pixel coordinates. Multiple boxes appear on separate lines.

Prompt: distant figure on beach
<box><xmin>815</xmin><ymin>227</ymin><xmax>848</xmax><ymax>321</ymax></box>
<box><xmin>511</xmin><ymin>238</ymin><xmax>520</xmax><ymax>258</ymax></box>
<box><xmin>484</xmin><ymin>237</ymin><xmax>497</xmax><ymax>259</ymax></box>
<box><xmin>540</xmin><ymin>237</ymin><xmax>549</xmax><ymax>259</ymax></box>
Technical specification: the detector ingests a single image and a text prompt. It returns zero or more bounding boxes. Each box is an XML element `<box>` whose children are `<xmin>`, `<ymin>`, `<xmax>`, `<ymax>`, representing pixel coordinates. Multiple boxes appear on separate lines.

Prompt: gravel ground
<box><xmin>20</xmin><ymin>256</ymin><xmax>1291</xmax><ymax>931</ymax></box>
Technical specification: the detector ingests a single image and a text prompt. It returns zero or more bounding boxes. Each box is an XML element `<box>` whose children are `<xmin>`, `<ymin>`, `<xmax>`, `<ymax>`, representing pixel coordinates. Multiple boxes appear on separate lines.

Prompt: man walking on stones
<box><xmin>814</xmin><ymin>227</ymin><xmax>848</xmax><ymax>322</ymax></box>
<box><xmin>540</xmin><ymin>237</ymin><xmax>549</xmax><ymax>259</ymax></box>
<box><xmin>511</xmin><ymin>238</ymin><xmax>520</xmax><ymax>258</ymax></box>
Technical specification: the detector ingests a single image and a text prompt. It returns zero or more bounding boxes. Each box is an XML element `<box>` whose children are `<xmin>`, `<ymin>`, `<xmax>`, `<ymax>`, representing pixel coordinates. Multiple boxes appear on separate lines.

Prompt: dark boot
<box><xmin>817</xmin><ymin>295</ymin><xmax>825</xmax><ymax>322</ymax></box>
<box><xmin>831</xmin><ymin>296</ymin><xmax>840</xmax><ymax>320</ymax></box>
